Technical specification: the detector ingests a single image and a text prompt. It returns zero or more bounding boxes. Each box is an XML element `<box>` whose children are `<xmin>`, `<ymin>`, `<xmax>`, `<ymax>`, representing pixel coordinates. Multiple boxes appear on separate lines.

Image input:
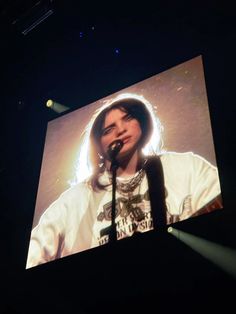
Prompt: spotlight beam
<box><xmin>169</xmin><ymin>228</ymin><xmax>236</xmax><ymax>278</ymax></box>
<box><xmin>46</xmin><ymin>99</ymin><xmax>70</xmax><ymax>113</ymax></box>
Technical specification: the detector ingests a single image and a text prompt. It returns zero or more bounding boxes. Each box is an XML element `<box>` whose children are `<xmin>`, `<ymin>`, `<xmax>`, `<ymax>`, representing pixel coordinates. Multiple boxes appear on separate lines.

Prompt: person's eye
<box><xmin>124</xmin><ymin>114</ymin><xmax>133</xmax><ymax>121</ymax></box>
<box><xmin>102</xmin><ymin>127</ymin><xmax>113</xmax><ymax>136</ymax></box>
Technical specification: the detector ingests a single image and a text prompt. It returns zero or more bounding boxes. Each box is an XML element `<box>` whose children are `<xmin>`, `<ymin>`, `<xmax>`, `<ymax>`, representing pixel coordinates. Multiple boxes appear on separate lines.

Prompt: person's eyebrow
<box><xmin>102</xmin><ymin>122</ymin><xmax>115</xmax><ymax>133</ymax></box>
<box><xmin>102</xmin><ymin>122</ymin><xmax>115</xmax><ymax>132</ymax></box>
<box><xmin>122</xmin><ymin>112</ymin><xmax>132</xmax><ymax>119</ymax></box>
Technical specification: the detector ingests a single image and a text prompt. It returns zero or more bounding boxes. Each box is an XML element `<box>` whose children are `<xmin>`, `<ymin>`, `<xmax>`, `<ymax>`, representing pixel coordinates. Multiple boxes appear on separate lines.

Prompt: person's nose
<box><xmin>116</xmin><ymin>121</ymin><xmax>127</xmax><ymax>137</ymax></box>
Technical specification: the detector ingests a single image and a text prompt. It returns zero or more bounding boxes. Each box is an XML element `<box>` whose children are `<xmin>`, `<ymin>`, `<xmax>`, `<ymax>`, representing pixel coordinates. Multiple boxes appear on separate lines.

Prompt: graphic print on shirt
<box><xmin>96</xmin><ymin>190</ymin><xmax>153</xmax><ymax>245</ymax></box>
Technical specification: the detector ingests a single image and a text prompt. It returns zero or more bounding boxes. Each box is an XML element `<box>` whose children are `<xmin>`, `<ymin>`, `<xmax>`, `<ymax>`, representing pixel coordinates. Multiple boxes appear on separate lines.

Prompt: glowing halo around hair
<box><xmin>70</xmin><ymin>93</ymin><xmax>164</xmax><ymax>185</ymax></box>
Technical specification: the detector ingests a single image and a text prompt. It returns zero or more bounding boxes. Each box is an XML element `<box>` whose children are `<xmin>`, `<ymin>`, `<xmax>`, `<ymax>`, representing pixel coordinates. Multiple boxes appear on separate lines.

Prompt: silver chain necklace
<box><xmin>111</xmin><ymin>159</ymin><xmax>147</xmax><ymax>195</ymax></box>
<box><xmin>116</xmin><ymin>168</ymin><xmax>145</xmax><ymax>194</ymax></box>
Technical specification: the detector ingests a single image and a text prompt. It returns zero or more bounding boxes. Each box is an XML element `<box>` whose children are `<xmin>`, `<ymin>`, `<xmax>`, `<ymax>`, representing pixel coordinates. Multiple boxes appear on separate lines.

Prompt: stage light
<box><xmin>169</xmin><ymin>227</ymin><xmax>236</xmax><ymax>278</ymax></box>
<box><xmin>167</xmin><ymin>227</ymin><xmax>173</xmax><ymax>233</ymax></box>
<box><xmin>46</xmin><ymin>99</ymin><xmax>70</xmax><ymax>113</ymax></box>
<box><xmin>46</xmin><ymin>99</ymin><xmax>53</xmax><ymax>107</ymax></box>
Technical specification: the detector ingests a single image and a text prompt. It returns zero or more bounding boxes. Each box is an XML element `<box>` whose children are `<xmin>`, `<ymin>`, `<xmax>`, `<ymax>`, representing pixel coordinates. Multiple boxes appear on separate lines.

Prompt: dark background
<box><xmin>0</xmin><ymin>1</ymin><xmax>235</xmax><ymax>313</ymax></box>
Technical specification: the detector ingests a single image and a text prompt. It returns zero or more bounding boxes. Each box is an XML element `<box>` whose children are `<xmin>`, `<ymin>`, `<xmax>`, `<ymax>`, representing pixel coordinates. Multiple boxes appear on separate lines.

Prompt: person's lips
<box><xmin>121</xmin><ymin>136</ymin><xmax>131</xmax><ymax>144</ymax></box>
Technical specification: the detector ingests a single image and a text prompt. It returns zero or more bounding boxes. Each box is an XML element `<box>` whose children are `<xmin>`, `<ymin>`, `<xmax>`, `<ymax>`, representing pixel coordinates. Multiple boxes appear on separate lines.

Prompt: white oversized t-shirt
<box><xmin>26</xmin><ymin>152</ymin><xmax>222</xmax><ymax>268</ymax></box>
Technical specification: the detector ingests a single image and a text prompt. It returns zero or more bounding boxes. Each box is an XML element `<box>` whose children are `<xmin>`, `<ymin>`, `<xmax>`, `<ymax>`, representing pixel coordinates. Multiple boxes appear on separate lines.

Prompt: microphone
<box><xmin>107</xmin><ymin>139</ymin><xmax>124</xmax><ymax>161</ymax></box>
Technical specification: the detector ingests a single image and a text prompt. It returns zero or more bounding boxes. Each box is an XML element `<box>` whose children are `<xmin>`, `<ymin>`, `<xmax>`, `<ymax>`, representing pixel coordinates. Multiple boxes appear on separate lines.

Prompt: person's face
<box><xmin>100</xmin><ymin>108</ymin><xmax>142</xmax><ymax>160</ymax></box>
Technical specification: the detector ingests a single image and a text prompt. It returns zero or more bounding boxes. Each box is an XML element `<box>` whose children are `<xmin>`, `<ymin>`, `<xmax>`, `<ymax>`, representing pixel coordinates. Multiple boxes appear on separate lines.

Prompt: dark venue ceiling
<box><xmin>0</xmin><ymin>1</ymin><xmax>235</xmax><ymax>313</ymax></box>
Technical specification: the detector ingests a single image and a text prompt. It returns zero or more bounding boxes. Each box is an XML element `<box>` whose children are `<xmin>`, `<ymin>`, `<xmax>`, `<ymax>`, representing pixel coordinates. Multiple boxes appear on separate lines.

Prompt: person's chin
<box><xmin>117</xmin><ymin>147</ymin><xmax>137</xmax><ymax>161</ymax></box>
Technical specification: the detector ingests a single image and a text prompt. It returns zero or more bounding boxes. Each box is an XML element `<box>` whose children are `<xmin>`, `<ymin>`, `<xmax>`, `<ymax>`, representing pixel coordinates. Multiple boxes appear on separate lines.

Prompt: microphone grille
<box><xmin>107</xmin><ymin>140</ymin><xmax>124</xmax><ymax>160</ymax></box>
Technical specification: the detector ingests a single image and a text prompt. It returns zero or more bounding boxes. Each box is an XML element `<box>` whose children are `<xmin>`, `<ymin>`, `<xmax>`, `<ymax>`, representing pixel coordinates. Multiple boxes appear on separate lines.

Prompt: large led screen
<box><xmin>26</xmin><ymin>55</ymin><xmax>223</xmax><ymax>268</ymax></box>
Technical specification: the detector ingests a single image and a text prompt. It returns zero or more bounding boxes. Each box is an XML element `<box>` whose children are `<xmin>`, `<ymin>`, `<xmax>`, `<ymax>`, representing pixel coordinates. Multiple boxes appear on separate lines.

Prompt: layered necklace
<box><xmin>107</xmin><ymin>159</ymin><xmax>148</xmax><ymax>222</ymax></box>
<box><xmin>116</xmin><ymin>167</ymin><xmax>145</xmax><ymax>195</ymax></box>
<box><xmin>109</xmin><ymin>158</ymin><xmax>147</xmax><ymax>195</ymax></box>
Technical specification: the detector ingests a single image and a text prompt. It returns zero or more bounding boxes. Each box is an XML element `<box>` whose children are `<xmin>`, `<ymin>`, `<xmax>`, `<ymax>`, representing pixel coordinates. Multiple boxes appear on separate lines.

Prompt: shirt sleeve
<box><xmin>26</xmin><ymin>183</ymin><xmax>92</xmax><ymax>269</ymax></box>
<box><xmin>26</xmin><ymin>196</ymin><xmax>67</xmax><ymax>269</ymax></box>
<box><xmin>175</xmin><ymin>153</ymin><xmax>223</xmax><ymax>222</ymax></box>
<box><xmin>190</xmin><ymin>153</ymin><xmax>222</xmax><ymax>211</ymax></box>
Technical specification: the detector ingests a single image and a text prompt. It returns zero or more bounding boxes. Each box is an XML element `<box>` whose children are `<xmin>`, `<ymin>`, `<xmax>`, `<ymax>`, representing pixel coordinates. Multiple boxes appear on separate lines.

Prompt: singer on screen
<box><xmin>26</xmin><ymin>93</ymin><xmax>222</xmax><ymax>268</ymax></box>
